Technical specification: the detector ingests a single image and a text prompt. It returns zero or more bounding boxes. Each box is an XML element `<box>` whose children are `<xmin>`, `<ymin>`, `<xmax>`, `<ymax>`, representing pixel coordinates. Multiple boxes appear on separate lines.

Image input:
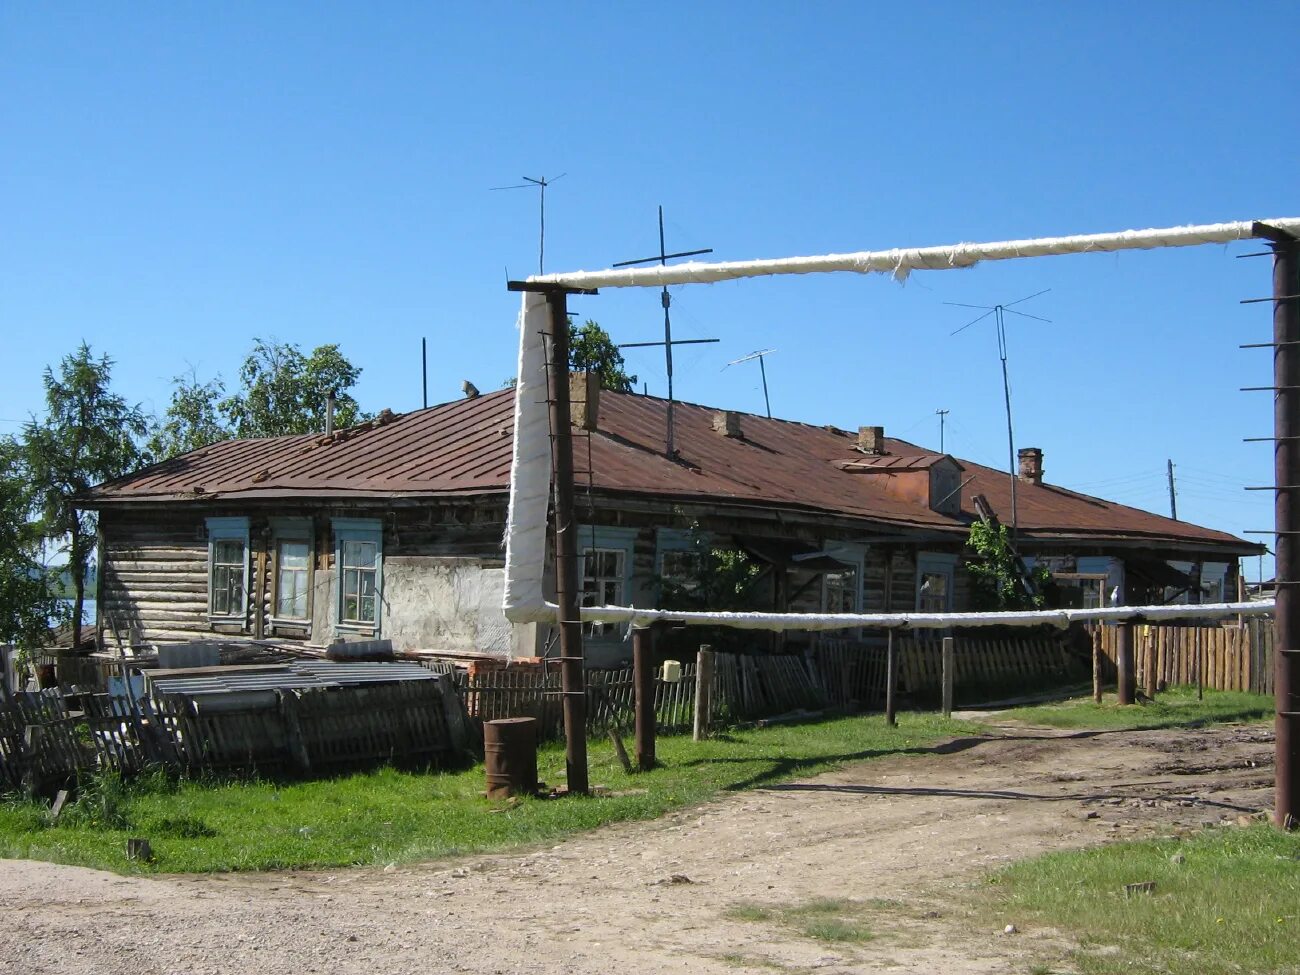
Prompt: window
<box><xmin>820</xmin><ymin>543</ymin><xmax>865</xmax><ymax>615</ymax></box>
<box><xmin>333</xmin><ymin>519</ymin><xmax>382</xmax><ymax>632</ymax></box>
<box><xmin>916</xmin><ymin>553</ymin><xmax>957</xmax><ymax>613</ymax></box>
<box><xmin>271</xmin><ymin>519</ymin><xmax>313</xmax><ymax>624</ymax></box>
<box><xmin>657</xmin><ymin>528</ymin><xmax>707</xmax><ymax>596</ymax></box>
<box><xmin>206</xmin><ymin>517</ymin><xmax>250</xmax><ymax>622</ymax></box>
<box><xmin>579</xmin><ymin>526</ymin><xmax>636</xmax><ymax>638</ymax></box>
<box><xmin>277</xmin><ymin>541</ymin><xmax>311</xmax><ymax>619</ymax></box>
<box><xmin>824</xmin><ymin>567</ymin><xmax>859</xmax><ymax>614</ymax></box>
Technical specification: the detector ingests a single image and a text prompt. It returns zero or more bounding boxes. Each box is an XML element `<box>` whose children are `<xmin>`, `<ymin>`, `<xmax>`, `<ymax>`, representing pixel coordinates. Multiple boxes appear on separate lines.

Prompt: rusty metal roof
<box><xmin>86</xmin><ymin>388</ymin><xmax>1256</xmax><ymax>553</ymax></box>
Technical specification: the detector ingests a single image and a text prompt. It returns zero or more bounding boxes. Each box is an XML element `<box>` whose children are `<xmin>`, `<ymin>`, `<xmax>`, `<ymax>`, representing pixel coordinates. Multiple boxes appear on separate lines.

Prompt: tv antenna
<box><xmin>491</xmin><ymin>173</ymin><xmax>565</xmax><ymax>275</ymax></box>
<box><xmin>613</xmin><ymin>206</ymin><xmax>716</xmax><ymax>457</ymax></box>
<box><xmin>946</xmin><ymin>288</ymin><xmax>1051</xmax><ymax>535</ymax></box>
<box><xmin>935</xmin><ymin>408</ymin><xmax>950</xmax><ymax>453</ymax></box>
<box><xmin>725</xmin><ymin>348</ymin><xmax>777</xmax><ymax>419</ymax></box>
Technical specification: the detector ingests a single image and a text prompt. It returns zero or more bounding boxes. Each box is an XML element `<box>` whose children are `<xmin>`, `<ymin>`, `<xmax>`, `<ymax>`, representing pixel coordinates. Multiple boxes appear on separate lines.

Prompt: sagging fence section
<box><xmin>0</xmin><ymin>668</ymin><xmax>472</xmax><ymax>793</ymax></box>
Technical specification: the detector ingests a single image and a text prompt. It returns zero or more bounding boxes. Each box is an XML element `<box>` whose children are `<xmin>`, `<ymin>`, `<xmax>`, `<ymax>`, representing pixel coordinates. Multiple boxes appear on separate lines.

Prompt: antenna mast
<box><xmin>947</xmin><ymin>289</ymin><xmax>1051</xmax><ymax>536</ymax></box>
<box><xmin>725</xmin><ymin>349</ymin><xmax>777</xmax><ymax>418</ymax></box>
<box><xmin>936</xmin><ymin>408</ymin><xmax>949</xmax><ymax>453</ymax></box>
<box><xmin>491</xmin><ymin>173</ymin><xmax>566</xmax><ymax>275</ymax></box>
<box><xmin>612</xmin><ymin>207</ymin><xmax>715</xmax><ymax>456</ymax></box>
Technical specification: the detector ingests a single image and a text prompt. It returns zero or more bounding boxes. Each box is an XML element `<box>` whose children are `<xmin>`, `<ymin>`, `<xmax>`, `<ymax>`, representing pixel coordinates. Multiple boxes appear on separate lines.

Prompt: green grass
<box><xmin>726</xmin><ymin>896</ymin><xmax>878</xmax><ymax>944</ymax></box>
<box><xmin>991</xmin><ymin>686</ymin><xmax>1273</xmax><ymax>731</ymax></box>
<box><xmin>0</xmin><ymin>712</ymin><xmax>969</xmax><ymax>874</ymax></box>
<box><xmin>986</xmin><ymin>825</ymin><xmax>1300</xmax><ymax>975</ymax></box>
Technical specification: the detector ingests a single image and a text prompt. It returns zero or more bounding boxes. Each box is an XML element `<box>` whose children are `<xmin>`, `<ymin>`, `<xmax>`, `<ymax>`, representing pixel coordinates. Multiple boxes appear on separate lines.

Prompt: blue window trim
<box><xmin>205</xmin><ymin>516</ymin><xmax>250</xmax><ymax>624</ymax></box>
<box><xmin>333</xmin><ymin>518</ymin><xmax>383</xmax><ymax>634</ymax></box>
<box><xmin>578</xmin><ymin>525</ymin><xmax>636</xmax><ymax>640</ymax></box>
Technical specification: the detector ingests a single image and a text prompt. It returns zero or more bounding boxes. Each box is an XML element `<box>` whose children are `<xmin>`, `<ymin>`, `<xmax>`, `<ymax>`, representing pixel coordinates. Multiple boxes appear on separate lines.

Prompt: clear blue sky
<box><xmin>3</xmin><ymin>3</ymin><xmax>1296</xmax><ymax>579</ymax></box>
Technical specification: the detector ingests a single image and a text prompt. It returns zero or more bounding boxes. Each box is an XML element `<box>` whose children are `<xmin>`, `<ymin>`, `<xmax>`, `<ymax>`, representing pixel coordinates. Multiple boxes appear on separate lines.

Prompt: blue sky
<box><xmin>2</xmin><ymin>3</ymin><xmax>1295</xmax><ymax>579</ymax></box>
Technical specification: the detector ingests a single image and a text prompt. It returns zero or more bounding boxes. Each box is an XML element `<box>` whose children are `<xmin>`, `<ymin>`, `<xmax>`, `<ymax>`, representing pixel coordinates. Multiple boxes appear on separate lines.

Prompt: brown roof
<box><xmin>87</xmin><ymin>388</ymin><xmax>1256</xmax><ymax>553</ymax></box>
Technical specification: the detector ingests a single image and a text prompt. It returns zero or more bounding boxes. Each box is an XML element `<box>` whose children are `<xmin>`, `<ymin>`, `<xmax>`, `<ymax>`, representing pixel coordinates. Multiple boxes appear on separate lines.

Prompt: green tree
<box><xmin>22</xmin><ymin>344</ymin><xmax>148</xmax><ymax>646</ymax></box>
<box><xmin>147</xmin><ymin>369</ymin><xmax>232</xmax><ymax>460</ymax></box>
<box><xmin>570</xmin><ymin>319</ymin><xmax>636</xmax><ymax>392</ymax></box>
<box><xmin>964</xmin><ymin>521</ymin><xmax>1052</xmax><ymax>612</ymax></box>
<box><xmin>221</xmin><ymin>338</ymin><xmax>368</xmax><ymax>438</ymax></box>
<box><xmin>500</xmin><ymin>319</ymin><xmax>637</xmax><ymax>393</ymax></box>
<box><xmin>0</xmin><ymin>438</ymin><xmax>65</xmax><ymax>653</ymax></box>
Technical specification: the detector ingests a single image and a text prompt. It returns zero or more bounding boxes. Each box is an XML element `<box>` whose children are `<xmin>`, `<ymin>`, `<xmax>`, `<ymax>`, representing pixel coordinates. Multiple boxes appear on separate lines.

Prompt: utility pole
<box><xmin>1167</xmin><ymin>458</ymin><xmax>1178</xmax><ymax>520</ymax></box>
<box><xmin>613</xmin><ymin>207</ymin><xmax>715</xmax><ymax>456</ymax></box>
<box><xmin>936</xmin><ymin>409</ymin><xmax>950</xmax><ymax>453</ymax></box>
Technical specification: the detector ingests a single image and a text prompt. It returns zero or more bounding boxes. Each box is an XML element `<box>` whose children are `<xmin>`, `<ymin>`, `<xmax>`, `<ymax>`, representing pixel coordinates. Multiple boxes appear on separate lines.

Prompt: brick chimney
<box><xmin>570</xmin><ymin>371</ymin><xmax>600</xmax><ymax>431</ymax></box>
<box><xmin>1018</xmin><ymin>447</ymin><xmax>1043</xmax><ymax>485</ymax></box>
<box><xmin>713</xmin><ymin>410</ymin><xmax>742</xmax><ymax>438</ymax></box>
<box><xmin>858</xmin><ymin>425</ymin><xmax>886</xmax><ymax>455</ymax></box>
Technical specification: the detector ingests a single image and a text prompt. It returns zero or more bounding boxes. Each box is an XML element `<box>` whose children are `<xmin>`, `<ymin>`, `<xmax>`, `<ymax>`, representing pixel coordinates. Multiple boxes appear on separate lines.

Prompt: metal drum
<box><xmin>483</xmin><ymin>717</ymin><xmax>538</xmax><ymax>798</ymax></box>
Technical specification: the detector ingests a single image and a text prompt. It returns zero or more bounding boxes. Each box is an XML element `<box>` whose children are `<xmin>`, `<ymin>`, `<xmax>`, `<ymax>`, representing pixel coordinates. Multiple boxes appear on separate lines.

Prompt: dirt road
<box><xmin>0</xmin><ymin>722</ymin><xmax>1274</xmax><ymax>975</ymax></box>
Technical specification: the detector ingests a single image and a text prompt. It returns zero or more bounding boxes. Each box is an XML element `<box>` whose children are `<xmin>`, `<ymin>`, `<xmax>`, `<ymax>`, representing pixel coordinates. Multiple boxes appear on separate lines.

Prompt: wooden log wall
<box><xmin>1098</xmin><ymin>620</ymin><xmax>1274</xmax><ymax>695</ymax></box>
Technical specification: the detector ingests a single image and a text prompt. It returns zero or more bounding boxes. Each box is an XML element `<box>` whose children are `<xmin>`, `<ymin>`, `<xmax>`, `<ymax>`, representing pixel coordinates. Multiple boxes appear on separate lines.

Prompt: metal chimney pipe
<box><xmin>326</xmin><ymin>390</ymin><xmax>337</xmax><ymax>436</ymax></box>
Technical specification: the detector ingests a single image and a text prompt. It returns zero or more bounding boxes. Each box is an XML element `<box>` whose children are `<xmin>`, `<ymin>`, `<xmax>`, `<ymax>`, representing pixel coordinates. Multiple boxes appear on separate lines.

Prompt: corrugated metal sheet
<box><xmin>87</xmin><ymin>388</ymin><xmax>1255</xmax><ymax>551</ymax></box>
<box><xmin>147</xmin><ymin>660</ymin><xmax>438</xmax><ymax>699</ymax></box>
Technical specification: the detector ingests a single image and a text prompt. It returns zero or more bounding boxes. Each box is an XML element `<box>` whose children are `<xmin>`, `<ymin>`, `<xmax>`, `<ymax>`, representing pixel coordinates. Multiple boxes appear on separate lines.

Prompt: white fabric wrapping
<box><xmin>526</xmin><ymin>599</ymin><xmax>1271</xmax><ymax>632</ymax></box>
<box><xmin>503</xmin><ymin>214</ymin><xmax>1293</xmax><ymax>629</ymax></box>
<box><xmin>528</xmin><ymin>217</ymin><xmax>1300</xmax><ymax>289</ymax></box>
<box><xmin>502</xmin><ymin>292</ymin><xmax>552</xmax><ymax>621</ymax></box>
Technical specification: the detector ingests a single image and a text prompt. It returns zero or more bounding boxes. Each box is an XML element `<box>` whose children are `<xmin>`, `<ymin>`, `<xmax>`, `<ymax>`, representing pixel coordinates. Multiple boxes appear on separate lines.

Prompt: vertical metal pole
<box><xmin>758</xmin><ymin>354</ymin><xmax>771</xmax><ymax>418</ymax></box>
<box><xmin>660</xmin><ymin>207</ymin><xmax>676</xmax><ymax>457</ymax></box>
<box><xmin>1117</xmin><ymin>621</ymin><xmax>1135</xmax><ymax>706</ymax></box>
<box><xmin>543</xmin><ymin>290</ymin><xmax>589</xmax><ymax>795</ymax></box>
<box><xmin>941</xmin><ymin>636</ymin><xmax>955</xmax><ymax>718</ymax></box>
<box><xmin>633</xmin><ymin>625</ymin><xmax>655</xmax><ymax>771</ymax></box>
<box><xmin>422</xmin><ymin>337</ymin><xmax>428</xmax><ymax>409</ymax></box>
<box><xmin>885</xmin><ymin>630</ymin><xmax>897</xmax><ymax>726</ymax></box>
<box><xmin>1271</xmin><ymin>234</ymin><xmax>1300</xmax><ymax>829</ymax></box>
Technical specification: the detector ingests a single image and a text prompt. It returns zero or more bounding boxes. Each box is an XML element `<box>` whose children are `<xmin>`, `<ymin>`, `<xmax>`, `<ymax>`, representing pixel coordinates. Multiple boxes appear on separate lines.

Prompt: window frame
<box><xmin>270</xmin><ymin>517</ymin><xmax>313</xmax><ymax>630</ymax></box>
<box><xmin>578</xmin><ymin>525</ymin><xmax>636</xmax><ymax>640</ymax></box>
<box><xmin>656</xmin><ymin>527</ymin><xmax>708</xmax><ymax>597</ymax></box>
<box><xmin>333</xmin><ymin>518</ymin><xmax>383</xmax><ymax>634</ymax></box>
<box><xmin>206</xmin><ymin>517</ymin><xmax>250</xmax><ymax>625</ymax></box>
<box><xmin>916</xmin><ymin>552</ymin><xmax>957</xmax><ymax>613</ymax></box>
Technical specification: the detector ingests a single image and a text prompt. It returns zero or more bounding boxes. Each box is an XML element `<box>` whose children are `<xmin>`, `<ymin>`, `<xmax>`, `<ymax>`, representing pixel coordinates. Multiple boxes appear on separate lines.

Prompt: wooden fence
<box><xmin>0</xmin><ymin>674</ymin><xmax>471</xmax><ymax>791</ymax></box>
<box><xmin>1098</xmin><ymin>618</ymin><xmax>1274</xmax><ymax>694</ymax></box>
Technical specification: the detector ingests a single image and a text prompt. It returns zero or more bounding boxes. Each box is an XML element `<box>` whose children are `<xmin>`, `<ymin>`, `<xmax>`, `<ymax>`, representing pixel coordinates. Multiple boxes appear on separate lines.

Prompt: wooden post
<box><xmin>693</xmin><ymin>645</ymin><xmax>713</xmax><ymax>742</ymax></box>
<box><xmin>885</xmin><ymin>630</ymin><xmax>897</xmax><ymax>726</ymax></box>
<box><xmin>608</xmin><ymin>727</ymin><xmax>632</xmax><ymax>773</ymax></box>
<box><xmin>632</xmin><ymin>626</ymin><xmax>656</xmax><ymax>771</ymax></box>
<box><xmin>1196</xmin><ymin>627</ymin><xmax>1204</xmax><ymax>701</ymax></box>
<box><xmin>253</xmin><ymin>534</ymin><xmax>268</xmax><ymax>641</ymax></box>
<box><xmin>1144</xmin><ymin>626</ymin><xmax>1158</xmax><ymax>698</ymax></box>
<box><xmin>1092</xmin><ymin>626</ymin><xmax>1103</xmax><ymax>704</ymax></box>
<box><xmin>941</xmin><ymin>636</ymin><xmax>955</xmax><ymax>718</ymax></box>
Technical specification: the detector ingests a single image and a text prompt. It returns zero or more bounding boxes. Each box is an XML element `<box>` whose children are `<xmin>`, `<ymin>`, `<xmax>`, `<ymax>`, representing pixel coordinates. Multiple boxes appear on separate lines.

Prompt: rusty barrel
<box><xmin>483</xmin><ymin>717</ymin><xmax>538</xmax><ymax>799</ymax></box>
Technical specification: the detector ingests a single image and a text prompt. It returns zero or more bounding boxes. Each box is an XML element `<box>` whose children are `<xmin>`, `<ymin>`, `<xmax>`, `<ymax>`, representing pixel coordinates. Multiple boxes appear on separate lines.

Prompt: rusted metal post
<box><xmin>1116</xmin><ymin>621</ymin><xmax>1136</xmax><ymax>706</ymax></box>
<box><xmin>885</xmin><ymin>630</ymin><xmax>897</xmax><ymax>726</ymax></box>
<box><xmin>1267</xmin><ymin>227</ymin><xmax>1300</xmax><ymax>829</ymax></box>
<box><xmin>941</xmin><ymin>636</ymin><xmax>955</xmax><ymax>718</ymax></box>
<box><xmin>632</xmin><ymin>625</ymin><xmax>656</xmax><ymax>771</ymax></box>
<box><xmin>542</xmin><ymin>289</ymin><xmax>589</xmax><ymax>795</ymax></box>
